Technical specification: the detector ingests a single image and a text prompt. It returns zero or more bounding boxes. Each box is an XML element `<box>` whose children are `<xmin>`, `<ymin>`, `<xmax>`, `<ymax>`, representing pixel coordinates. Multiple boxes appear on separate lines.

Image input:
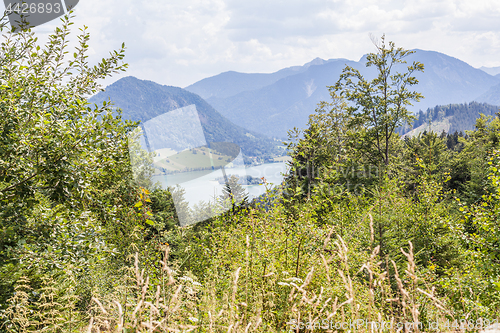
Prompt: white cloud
<box><xmin>18</xmin><ymin>0</ymin><xmax>500</xmax><ymax>87</ymax></box>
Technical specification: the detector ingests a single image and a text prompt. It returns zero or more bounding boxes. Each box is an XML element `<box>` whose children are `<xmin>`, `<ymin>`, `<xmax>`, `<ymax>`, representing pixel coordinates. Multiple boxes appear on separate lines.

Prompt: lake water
<box><xmin>152</xmin><ymin>162</ymin><xmax>289</xmax><ymax>208</ymax></box>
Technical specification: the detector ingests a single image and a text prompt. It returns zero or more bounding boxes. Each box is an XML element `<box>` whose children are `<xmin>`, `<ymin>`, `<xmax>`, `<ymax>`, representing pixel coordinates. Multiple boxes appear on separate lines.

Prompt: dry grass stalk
<box><xmin>46</xmin><ymin>233</ymin><xmax>454</xmax><ymax>332</ymax></box>
<box><xmin>87</xmin><ymin>246</ymin><xmax>201</xmax><ymax>332</ymax></box>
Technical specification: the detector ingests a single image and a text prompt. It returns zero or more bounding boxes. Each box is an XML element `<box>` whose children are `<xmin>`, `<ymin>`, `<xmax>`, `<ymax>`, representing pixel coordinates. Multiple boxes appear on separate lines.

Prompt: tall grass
<box><xmin>79</xmin><ymin>238</ymin><xmax>454</xmax><ymax>332</ymax></box>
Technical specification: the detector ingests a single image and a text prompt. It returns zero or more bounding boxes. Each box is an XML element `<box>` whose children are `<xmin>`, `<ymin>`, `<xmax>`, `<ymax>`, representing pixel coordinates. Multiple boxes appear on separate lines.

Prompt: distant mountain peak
<box><xmin>479</xmin><ymin>66</ymin><xmax>500</xmax><ymax>76</ymax></box>
<box><xmin>303</xmin><ymin>57</ymin><xmax>345</xmax><ymax>69</ymax></box>
<box><xmin>305</xmin><ymin>57</ymin><xmax>325</xmax><ymax>66</ymax></box>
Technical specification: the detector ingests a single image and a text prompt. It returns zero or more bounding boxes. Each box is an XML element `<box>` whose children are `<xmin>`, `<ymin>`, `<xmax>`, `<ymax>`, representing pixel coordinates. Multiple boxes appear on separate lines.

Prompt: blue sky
<box><xmin>25</xmin><ymin>0</ymin><xmax>500</xmax><ymax>88</ymax></box>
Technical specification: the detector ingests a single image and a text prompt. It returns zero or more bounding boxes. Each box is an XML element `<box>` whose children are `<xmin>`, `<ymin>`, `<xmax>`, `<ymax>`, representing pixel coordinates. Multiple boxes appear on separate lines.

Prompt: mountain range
<box><xmin>89</xmin><ymin>50</ymin><xmax>499</xmax><ymax>159</ymax></box>
<box><xmin>185</xmin><ymin>50</ymin><xmax>500</xmax><ymax>138</ymax></box>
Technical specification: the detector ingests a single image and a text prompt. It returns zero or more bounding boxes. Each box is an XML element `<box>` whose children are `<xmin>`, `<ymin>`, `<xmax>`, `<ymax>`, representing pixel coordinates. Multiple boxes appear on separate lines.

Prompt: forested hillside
<box><xmin>89</xmin><ymin>76</ymin><xmax>283</xmax><ymax>159</ymax></box>
<box><xmin>2</xmin><ymin>17</ymin><xmax>500</xmax><ymax>333</ymax></box>
<box><xmin>406</xmin><ymin>102</ymin><xmax>500</xmax><ymax>135</ymax></box>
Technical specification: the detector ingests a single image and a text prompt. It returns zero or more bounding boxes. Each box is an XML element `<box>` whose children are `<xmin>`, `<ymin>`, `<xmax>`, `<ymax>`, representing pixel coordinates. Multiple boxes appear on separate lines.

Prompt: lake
<box><xmin>152</xmin><ymin>162</ymin><xmax>289</xmax><ymax>208</ymax></box>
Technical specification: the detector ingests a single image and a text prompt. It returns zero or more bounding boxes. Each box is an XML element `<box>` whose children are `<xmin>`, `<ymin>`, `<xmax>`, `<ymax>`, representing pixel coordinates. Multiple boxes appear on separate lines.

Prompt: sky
<box><xmin>26</xmin><ymin>0</ymin><xmax>500</xmax><ymax>88</ymax></box>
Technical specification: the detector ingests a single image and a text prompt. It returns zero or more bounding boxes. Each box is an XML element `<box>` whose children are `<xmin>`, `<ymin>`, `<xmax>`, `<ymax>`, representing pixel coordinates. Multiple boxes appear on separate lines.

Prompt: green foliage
<box><xmin>0</xmin><ymin>13</ymin><xmax>186</xmax><ymax>326</ymax></box>
<box><xmin>0</xmin><ymin>20</ymin><xmax>128</xmax><ymax>208</ymax></box>
<box><xmin>402</xmin><ymin>131</ymin><xmax>450</xmax><ymax>192</ymax></box>
<box><xmin>457</xmin><ymin>150</ymin><xmax>500</xmax><ymax>272</ymax></box>
<box><xmin>285</xmin><ymin>92</ymin><xmax>361</xmax><ymax>201</ymax></box>
<box><xmin>149</xmin><ymin>188</ymin><xmax>180</xmax><ymax>231</ymax></box>
<box><xmin>458</xmin><ymin>115</ymin><xmax>500</xmax><ymax>202</ymax></box>
<box><xmin>0</xmin><ymin>13</ymin><xmax>137</xmax><ymax>313</ymax></box>
<box><xmin>333</xmin><ymin>34</ymin><xmax>424</xmax><ymax>166</ymax></box>
<box><xmin>278</xmin><ymin>36</ymin><xmax>500</xmax><ymax>328</ymax></box>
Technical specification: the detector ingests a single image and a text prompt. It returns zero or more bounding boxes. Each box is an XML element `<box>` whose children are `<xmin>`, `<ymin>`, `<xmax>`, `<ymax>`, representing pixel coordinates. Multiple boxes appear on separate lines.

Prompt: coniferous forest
<box><xmin>2</xmin><ymin>16</ymin><xmax>500</xmax><ymax>333</ymax></box>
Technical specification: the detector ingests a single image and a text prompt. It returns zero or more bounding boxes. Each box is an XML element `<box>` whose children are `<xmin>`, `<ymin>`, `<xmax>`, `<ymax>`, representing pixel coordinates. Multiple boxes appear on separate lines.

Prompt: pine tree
<box><xmin>220</xmin><ymin>175</ymin><xmax>249</xmax><ymax>214</ymax></box>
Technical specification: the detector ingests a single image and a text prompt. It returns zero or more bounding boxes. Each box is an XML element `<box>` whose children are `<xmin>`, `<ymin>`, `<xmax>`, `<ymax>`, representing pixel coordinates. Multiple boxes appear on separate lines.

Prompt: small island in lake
<box><xmin>215</xmin><ymin>174</ymin><xmax>264</xmax><ymax>185</ymax></box>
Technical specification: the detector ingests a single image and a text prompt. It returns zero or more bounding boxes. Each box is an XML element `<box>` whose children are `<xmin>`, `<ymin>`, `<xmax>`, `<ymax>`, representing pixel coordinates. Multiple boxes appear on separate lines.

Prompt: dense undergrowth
<box><xmin>4</xmin><ymin>163</ymin><xmax>500</xmax><ymax>332</ymax></box>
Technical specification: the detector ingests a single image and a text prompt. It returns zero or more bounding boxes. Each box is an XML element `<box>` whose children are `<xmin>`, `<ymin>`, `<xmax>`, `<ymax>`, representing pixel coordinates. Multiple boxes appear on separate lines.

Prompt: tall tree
<box><xmin>334</xmin><ymin>34</ymin><xmax>424</xmax><ymax>166</ymax></box>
